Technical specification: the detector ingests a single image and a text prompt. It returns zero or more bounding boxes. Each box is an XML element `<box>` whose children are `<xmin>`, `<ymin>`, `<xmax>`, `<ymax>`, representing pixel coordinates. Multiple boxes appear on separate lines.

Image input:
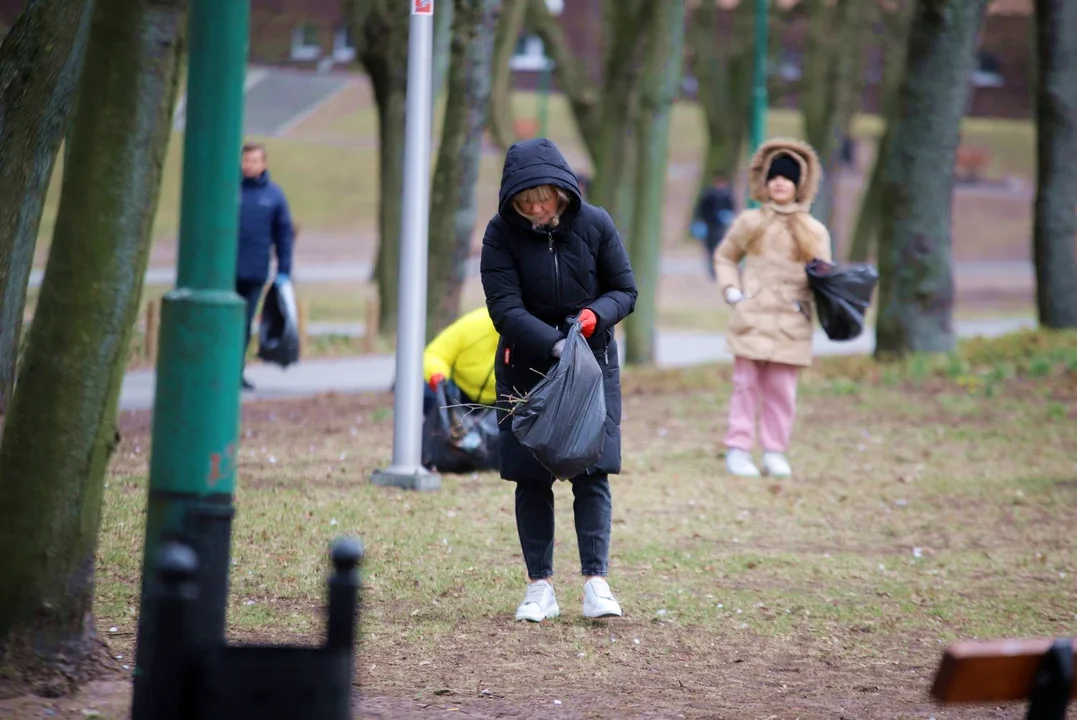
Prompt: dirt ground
<box><xmin>5</xmin><ymin>332</ymin><xmax>1075</xmax><ymax>720</ymax></box>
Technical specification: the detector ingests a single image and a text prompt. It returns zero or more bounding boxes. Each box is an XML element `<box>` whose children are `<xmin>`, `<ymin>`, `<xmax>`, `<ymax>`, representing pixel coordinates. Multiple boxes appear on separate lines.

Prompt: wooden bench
<box><xmin>931</xmin><ymin>637</ymin><xmax>1075</xmax><ymax>719</ymax></box>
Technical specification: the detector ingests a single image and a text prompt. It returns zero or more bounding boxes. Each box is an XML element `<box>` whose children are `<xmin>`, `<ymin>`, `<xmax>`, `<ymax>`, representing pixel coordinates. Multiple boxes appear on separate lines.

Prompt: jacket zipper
<box><xmin>548</xmin><ymin>231</ymin><xmax>562</xmax><ymax>321</ymax></box>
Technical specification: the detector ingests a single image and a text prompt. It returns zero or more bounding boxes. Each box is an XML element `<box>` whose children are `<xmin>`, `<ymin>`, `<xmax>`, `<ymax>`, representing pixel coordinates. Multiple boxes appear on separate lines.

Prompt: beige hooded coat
<box><xmin>714</xmin><ymin>138</ymin><xmax>832</xmax><ymax>368</ymax></box>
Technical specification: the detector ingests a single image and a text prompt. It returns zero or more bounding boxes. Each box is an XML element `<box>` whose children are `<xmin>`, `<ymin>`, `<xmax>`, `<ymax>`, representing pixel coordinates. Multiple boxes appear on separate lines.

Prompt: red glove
<box><xmin>578</xmin><ymin>308</ymin><xmax>597</xmax><ymax>339</ymax></box>
<box><xmin>429</xmin><ymin>373</ymin><xmax>446</xmax><ymax>391</ymax></box>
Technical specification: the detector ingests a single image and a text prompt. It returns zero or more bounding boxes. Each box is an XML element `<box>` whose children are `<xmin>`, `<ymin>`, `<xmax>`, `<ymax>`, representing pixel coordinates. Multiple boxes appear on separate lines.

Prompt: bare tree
<box><xmin>0</xmin><ymin>0</ymin><xmax>94</xmax><ymax>417</ymax></box>
<box><xmin>427</xmin><ymin>0</ymin><xmax>501</xmax><ymax>336</ymax></box>
<box><xmin>488</xmin><ymin>0</ymin><xmax>528</xmax><ymax>151</ymax></box>
<box><xmin>0</xmin><ymin>0</ymin><xmax>186</xmax><ymax>691</ymax></box>
<box><xmin>1032</xmin><ymin>0</ymin><xmax>1077</xmax><ymax>328</ymax></box>
<box><xmin>345</xmin><ymin>0</ymin><xmax>410</xmax><ymax>333</ymax></box>
<box><xmin>874</xmin><ymin>0</ymin><xmax>990</xmax><ymax>358</ymax></box>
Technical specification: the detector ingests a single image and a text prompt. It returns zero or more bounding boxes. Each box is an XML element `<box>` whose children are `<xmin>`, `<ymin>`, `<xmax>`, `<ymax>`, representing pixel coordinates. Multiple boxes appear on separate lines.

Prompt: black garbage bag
<box><xmin>510</xmin><ymin>321</ymin><xmax>606</xmax><ymax>480</ymax></box>
<box><xmin>422</xmin><ymin>381</ymin><xmax>500</xmax><ymax>474</ymax></box>
<box><xmin>805</xmin><ymin>259</ymin><xmax>880</xmax><ymax>341</ymax></box>
<box><xmin>257</xmin><ymin>279</ymin><xmax>300</xmax><ymax>367</ymax></box>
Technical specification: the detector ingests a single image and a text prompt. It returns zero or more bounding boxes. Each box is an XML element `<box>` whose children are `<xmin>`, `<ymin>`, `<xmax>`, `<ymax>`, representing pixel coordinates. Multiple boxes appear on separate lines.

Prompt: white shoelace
<box><xmin>523</xmin><ymin>582</ymin><xmax>548</xmax><ymax>605</ymax></box>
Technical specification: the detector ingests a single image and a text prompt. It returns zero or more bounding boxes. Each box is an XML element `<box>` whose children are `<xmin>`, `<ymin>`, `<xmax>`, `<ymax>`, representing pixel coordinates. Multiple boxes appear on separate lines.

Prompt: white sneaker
<box><xmin>725</xmin><ymin>448</ymin><xmax>761</xmax><ymax>477</ymax></box>
<box><xmin>762</xmin><ymin>452</ymin><xmax>792</xmax><ymax>478</ymax></box>
<box><xmin>582</xmin><ymin>578</ymin><xmax>623</xmax><ymax>619</ymax></box>
<box><xmin>515</xmin><ymin>580</ymin><xmax>560</xmax><ymax>622</ymax></box>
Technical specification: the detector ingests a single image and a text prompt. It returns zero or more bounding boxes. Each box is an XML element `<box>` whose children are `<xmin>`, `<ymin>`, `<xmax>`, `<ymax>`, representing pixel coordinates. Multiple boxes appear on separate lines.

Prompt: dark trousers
<box><xmin>235</xmin><ymin>279</ymin><xmax>265</xmax><ymax>369</ymax></box>
<box><xmin>514</xmin><ymin>474</ymin><xmax>612</xmax><ymax>580</ymax></box>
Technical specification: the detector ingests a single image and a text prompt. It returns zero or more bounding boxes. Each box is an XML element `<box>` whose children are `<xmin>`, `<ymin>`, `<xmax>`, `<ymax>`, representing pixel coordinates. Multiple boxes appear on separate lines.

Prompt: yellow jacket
<box><xmin>423</xmin><ymin>306</ymin><xmax>499</xmax><ymax>405</ymax></box>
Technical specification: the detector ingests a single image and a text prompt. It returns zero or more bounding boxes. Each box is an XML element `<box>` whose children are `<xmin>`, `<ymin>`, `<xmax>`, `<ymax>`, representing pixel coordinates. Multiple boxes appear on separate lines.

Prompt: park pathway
<box><xmin>118</xmin><ymin>316</ymin><xmax>1036</xmax><ymax>411</ymax></box>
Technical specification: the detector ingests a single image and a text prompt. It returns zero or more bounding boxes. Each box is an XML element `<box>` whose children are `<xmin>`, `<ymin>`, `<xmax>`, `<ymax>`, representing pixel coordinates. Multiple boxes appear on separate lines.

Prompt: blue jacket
<box><xmin>237</xmin><ymin>171</ymin><xmax>293</xmax><ymax>282</ymax></box>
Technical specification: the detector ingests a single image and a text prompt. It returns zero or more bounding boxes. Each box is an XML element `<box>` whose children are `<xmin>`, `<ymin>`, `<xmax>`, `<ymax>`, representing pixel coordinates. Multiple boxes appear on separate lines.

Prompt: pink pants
<box><xmin>724</xmin><ymin>357</ymin><xmax>801</xmax><ymax>453</ymax></box>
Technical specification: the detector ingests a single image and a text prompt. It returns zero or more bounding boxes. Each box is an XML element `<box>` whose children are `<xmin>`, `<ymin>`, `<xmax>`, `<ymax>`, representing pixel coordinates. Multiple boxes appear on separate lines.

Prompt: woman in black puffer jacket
<box><xmin>480</xmin><ymin>138</ymin><xmax>638</xmax><ymax>623</ymax></box>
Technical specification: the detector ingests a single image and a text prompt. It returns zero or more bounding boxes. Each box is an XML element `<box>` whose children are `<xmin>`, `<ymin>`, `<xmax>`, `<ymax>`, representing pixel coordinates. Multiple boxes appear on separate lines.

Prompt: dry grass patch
<box><xmin>55</xmin><ymin>330</ymin><xmax>1073</xmax><ymax>718</ymax></box>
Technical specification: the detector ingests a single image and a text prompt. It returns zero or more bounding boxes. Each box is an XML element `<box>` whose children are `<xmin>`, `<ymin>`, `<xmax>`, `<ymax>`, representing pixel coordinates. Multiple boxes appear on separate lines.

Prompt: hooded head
<box><xmin>497</xmin><ymin>138</ymin><xmax>582</xmax><ymax>230</ymax></box>
<box><xmin>749</xmin><ymin>137</ymin><xmax>822</xmax><ymax>207</ymax></box>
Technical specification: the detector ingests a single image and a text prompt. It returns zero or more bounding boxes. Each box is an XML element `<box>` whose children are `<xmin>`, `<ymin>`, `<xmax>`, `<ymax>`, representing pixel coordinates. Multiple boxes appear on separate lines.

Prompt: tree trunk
<box><xmin>0</xmin><ymin>0</ymin><xmax>95</xmax><ymax>418</ymax></box>
<box><xmin>526</xmin><ymin>0</ymin><xmax>602</xmax><ymax>159</ymax></box>
<box><xmin>874</xmin><ymin>0</ymin><xmax>989</xmax><ymax>359</ymax></box>
<box><xmin>350</xmin><ymin>0</ymin><xmax>410</xmax><ymax>334</ymax></box>
<box><xmin>1032</xmin><ymin>0</ymin><xmax>1077</xmax><ymax>328</ymax></box>
<box><xmin>586</xmin><ymin>0</ymin><xmax>650</xmax><ymax>218</ymax></box>
<box><xmin>848</xmin><ymin>0</ymin><xmax>915</xmax><ymax>262</ymax></box>
<box><xmin>800</xmin><ymin>0</ymin><xmax>874</xmax><ymax>242</ymax></box>
<box><xmin>687</xmin><ymin>1</ymin><xmax>754</xmax><ymax>214</ymax></box>
<box><xmin>623</xmin><ymin>0</ymin><xmax>686</xmax><ymax>365</ymax></box>
<box><xmin>488</xmin><ymin>0</ymin><xmax>527</xmax><ymax>151</ymax></box>
<box><xmin>432</xmin><ymin>0</ymin><xmax>454</xmax><ymax>105</ymax></box>
<box><xmin>427</xmin><ymin>0</ymin><xmax>499</xmax><ymax>338</ymax></box>
<box><xmin>0</xmin><ymin>0</ymin><xmax>185</xmax><ymax>690</ymax></box>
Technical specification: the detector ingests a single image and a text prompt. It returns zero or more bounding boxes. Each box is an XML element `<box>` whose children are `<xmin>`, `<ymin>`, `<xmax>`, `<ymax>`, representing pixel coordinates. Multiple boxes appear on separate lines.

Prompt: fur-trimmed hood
<box><xmin>748</xmin><ymin>137</ymin><xmax>823</xmax><ymax>207</ymax></box>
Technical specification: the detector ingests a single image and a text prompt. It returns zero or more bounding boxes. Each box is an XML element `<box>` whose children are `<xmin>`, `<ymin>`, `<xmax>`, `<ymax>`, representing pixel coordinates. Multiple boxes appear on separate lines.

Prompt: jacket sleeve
<box><xmin>587</xmin><ymin>209</ymin><xmax>638</xmax><ymax>335</ymax></box>
<box><xmin>812</xmin><ymin>218</ymin><xmax>833</xmax><ymax>262</ymax></box>
<box><xmin>714</xmin><ymin>210</ymin><xmax>756</xmax><ymax>294</ymax></box>
<box><xmin>480</xmin><ymin>219</ymin><xmax>564</xmax><ymax>358</ymax></box>
<box><xmin>273</xmin><ymin>188</ymin><xmax>295</xmax><ymax>276</ymax></box>
<box><xmin>422</xmin><ymin>318</ymin><xmax>464</xmax><ymax>382</ymax></box>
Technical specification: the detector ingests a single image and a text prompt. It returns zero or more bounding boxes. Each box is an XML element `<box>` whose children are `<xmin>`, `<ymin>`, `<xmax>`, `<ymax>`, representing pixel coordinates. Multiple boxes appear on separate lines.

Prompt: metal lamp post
<box><xmin>371</xmin><ymin>0</ymin><xmax>441</xmax><ymax>491</ymax></box>
<box><xmin>748</xmin><ymin>0</ymin><xmax>769</xmax><ymax>208</ymax></box>
<box><xmin>130</xmin><ymin>0</ymin><xmax>250</xmax><ymax>715</ymax></box>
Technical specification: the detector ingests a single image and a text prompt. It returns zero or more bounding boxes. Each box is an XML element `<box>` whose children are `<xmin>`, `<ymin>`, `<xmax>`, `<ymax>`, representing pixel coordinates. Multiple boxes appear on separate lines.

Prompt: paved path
<box><xmin>118</xmin><ymin>316</ymin><xmax>1037</xmax><ymax>412</ymax></box>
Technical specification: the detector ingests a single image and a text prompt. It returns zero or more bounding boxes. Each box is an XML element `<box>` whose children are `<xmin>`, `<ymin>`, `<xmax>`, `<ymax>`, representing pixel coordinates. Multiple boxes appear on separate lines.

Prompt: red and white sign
<box><xmin>412</xmin><ymin>0</ymin><xmax>433</xmax><ymax>14</ymax></box>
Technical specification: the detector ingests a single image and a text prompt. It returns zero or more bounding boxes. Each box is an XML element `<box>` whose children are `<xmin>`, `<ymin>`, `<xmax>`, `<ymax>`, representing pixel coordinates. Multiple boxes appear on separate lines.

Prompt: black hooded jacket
<box><xmin>480</xmin><ymin>138</ymin><xmax>638</xmax><ymax>484</ymax></box>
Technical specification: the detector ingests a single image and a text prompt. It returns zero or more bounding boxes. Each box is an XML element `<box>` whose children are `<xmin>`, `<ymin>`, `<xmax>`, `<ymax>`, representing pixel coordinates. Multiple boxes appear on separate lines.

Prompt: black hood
<box><xmin>497</xmin><ymin>138</ymin><xmax>582</xmax><ymax>224</ymax></box>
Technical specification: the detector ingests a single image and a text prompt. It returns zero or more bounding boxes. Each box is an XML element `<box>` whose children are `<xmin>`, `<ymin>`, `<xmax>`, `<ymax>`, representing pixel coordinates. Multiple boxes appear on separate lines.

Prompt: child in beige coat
<box><xmin>714</xmin><ymin>138</ymin><xmax>832</xmax><ymax>478</ymax></box>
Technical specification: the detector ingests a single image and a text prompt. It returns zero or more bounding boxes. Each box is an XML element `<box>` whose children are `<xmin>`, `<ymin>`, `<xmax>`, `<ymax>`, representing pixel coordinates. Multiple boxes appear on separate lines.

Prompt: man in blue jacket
<box><xmin>237</xmin><ymin>142</ymin><xmax>294</xmax><ymax>390</ymax></box>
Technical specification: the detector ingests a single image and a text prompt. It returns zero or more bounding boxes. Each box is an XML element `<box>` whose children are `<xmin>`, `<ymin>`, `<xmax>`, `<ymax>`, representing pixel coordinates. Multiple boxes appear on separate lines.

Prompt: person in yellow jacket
<box><xmin>423</xmin><ymin>305</ymin><xmax>500</xmax><ymax>415</ymax></box>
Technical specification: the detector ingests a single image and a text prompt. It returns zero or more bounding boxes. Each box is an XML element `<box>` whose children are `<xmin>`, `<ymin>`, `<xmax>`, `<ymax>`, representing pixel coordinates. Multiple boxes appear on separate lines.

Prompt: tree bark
<box><xmin>1032</xmin><ymin>0</ymin><xmax>1077</xmax><ymax>328</ymax></box>
<box><xmin>848</xmin><ymin>0</ymin><xmax>916</xmax><ymax>262</ymax></box>
<box><xmin>586</xmin><ymin>0</ymin><xmax>650</xmax><ymax>219</ymax></box>
<box><xmin>687</xmin><ymin>1</ymin><xmax>754</xmax><ymax>212</ymax></box>
<box><xmin>488</xmin><ymin>0</ymin><xmax>527</xmax><ymax>151</ymax></box>
<box><xmin>0</xmin><ymin>0</ymin><xmax>95</xmax><ymax>418</ymax></box>
<box><xmin>0</xmin><ymin>0</ymin><xmax>186</xmax><ymax>690</ymax></box>
<box><xmin>874</xmin><ymin>0</ymin><xmax>989</xmax><ymax>358</ymax></box>
<box><xmin>427</xmin><ymin>0</ymin><xmax>499</xmax><ymax>337</ymax></box>
<box><xmin>349</xmin><ymin>0</ymin><xmax>410</xmax><ymax>334</ymax></box>
<box><xmin>800</xmin><ymin>0</ymin><xmax>874</xmax><ymax>241</ymax></box>
<box><xmin>623</xmin><ymin>0</ymin><xmax>686</xmax><ymax>365</ymax></box>
<box><xmin>432</xmin><ymin>0</ymin><xmax>454</xmax><ymax>105</ymax></box>
<box><xmin>525</xmin><ymin>0</ymin><xmax>602</xmax><ymax>159</ymax></box>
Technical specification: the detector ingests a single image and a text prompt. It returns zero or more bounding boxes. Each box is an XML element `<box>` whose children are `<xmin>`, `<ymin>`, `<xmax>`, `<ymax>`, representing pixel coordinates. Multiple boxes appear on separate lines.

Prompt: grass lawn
<box><xmin>5</xmin><ymin>329</ymin><xmax>1067</xmax><ymax>718</ymax></box>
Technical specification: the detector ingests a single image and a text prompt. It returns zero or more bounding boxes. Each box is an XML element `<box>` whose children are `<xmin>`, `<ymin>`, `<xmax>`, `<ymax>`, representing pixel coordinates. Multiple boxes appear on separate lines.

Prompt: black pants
<box><xmin>235</xmin><ymin>279</ymin><xmax>265</xmax><ymax>369</ymax></box>
<box><xmin>515</xmin><ymin>474</ymin><xmax>612</xmax><ymax>580</ymax></box>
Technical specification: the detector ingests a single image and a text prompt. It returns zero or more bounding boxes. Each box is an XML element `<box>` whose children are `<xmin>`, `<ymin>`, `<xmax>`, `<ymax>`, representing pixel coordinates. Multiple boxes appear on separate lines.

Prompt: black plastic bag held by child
<box><xmin>422</xmin><ymin>381</ymin><xmax>500</xmax><ymax>474</ymax></box>
<box><xmin>805</xmin><ymin>259</ymin><xmax>880</xmax><ymax>341</ymax></box>
<box><xmin>510</xmin><ymin>322</ymin><xmax>606</xmax><ymax>480</ymax></box>
<box><xmin>257</xmin><ymin>278</ymin><xmax>300</xmax><ymax>367</ymax></box>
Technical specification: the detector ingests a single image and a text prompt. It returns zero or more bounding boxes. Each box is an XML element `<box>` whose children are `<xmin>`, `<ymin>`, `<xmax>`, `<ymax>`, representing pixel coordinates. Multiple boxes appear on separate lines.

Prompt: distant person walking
<box><xmin>714</xmin><ymin>138</ymin><xmax>832</xmax><ymax>479</ymax></box>
<box><xmin>236</xmin><ymin>142</ymin><xmax>294</xmax><ymax>391</ymax></box>
<box><xmin>692</xmin><ymin>171</ymin><xmax>737</xmax><ymax>280</ymax></box>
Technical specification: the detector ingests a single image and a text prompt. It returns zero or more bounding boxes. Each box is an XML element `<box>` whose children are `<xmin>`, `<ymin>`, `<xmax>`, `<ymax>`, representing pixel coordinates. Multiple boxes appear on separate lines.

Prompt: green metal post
<box><xmin>748</xmin><ymin>0</ymin><xmax>769</xmax><ymax>208</ymax></box>
<box><xmin>537</xmin><ymin>60</ymin><xmax>552</xmax><ymax>138</ymax></box>
<box><xmin>130</xmin><ymin>0</ymin><xmax>249</xmax><ymax>716</ymax></box>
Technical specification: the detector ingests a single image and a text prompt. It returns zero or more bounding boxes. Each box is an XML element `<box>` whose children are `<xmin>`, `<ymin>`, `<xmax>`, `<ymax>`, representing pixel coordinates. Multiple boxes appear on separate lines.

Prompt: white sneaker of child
<box><xmin>725</xmin><ymin>448</ymin><xmax>761</xmax><ymax>477</ymax></box>
<box><xmin>762</xmin><ymin>452</ymin><xmax>792</xmax><ymax>478</ymax></box>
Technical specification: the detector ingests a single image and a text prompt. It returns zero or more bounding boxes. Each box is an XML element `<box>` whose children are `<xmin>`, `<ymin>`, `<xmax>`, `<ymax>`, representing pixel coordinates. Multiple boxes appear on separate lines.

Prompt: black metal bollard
<box><xmin>140</xmin><ymin>541</ymin><xmax>199</xmax><ymax>720</ymax></box>
<box><xmin>326</xmin><ymin>537</ymin><xmax>364</xmax><ymax>653</ymax></box>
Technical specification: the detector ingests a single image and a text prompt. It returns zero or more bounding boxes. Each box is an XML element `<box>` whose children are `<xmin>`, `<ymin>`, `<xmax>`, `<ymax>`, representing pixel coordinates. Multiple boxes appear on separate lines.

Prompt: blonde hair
<box><xmin>744</xmin><ymin>207</ymin><xmax>818</xmax><ymax>263</ymax></box>
<box><xmin>512</xmin><ymin>185</ymin><xmax>571</xmax><ymax>228</ymax></box>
